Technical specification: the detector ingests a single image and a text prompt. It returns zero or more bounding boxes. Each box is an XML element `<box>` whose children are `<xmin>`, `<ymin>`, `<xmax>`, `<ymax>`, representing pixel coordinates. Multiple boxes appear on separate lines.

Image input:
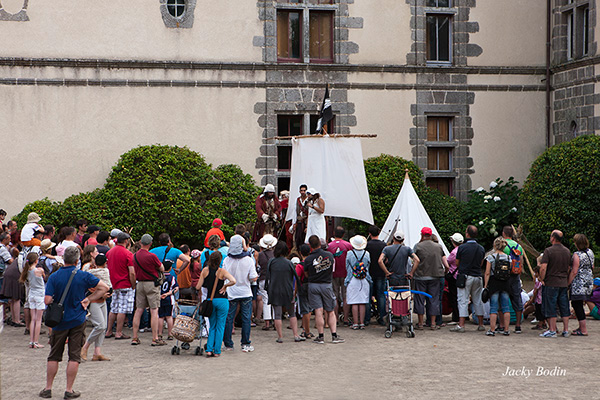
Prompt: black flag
<box><xmin>315</xmin><ymin>85</ymin><xmax>333</xmax><ymax>134</ymax></box>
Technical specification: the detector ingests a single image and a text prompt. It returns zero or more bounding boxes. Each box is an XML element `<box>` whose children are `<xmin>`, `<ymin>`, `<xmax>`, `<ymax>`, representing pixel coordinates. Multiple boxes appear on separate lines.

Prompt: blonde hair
<box><xmin>493</xmin><ymin>237</ymin><xmax>507</xmax><ymax>252</ymax></box>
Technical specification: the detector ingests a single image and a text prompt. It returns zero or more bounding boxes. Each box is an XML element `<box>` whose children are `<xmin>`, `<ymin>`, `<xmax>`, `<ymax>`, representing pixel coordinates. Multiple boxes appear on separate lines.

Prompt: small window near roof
<box><xmin>167</xmin><ymin>0</ymin><xmax>186</xmax><ymax>18</ymax></box>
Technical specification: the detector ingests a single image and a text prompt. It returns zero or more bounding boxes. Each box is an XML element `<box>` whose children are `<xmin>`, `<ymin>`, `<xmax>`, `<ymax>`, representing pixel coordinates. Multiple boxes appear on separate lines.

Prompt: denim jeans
<box><xmin>223</xmin><ymin>297</ymin><xmax>252</xmax><ymax>348</ymax></box>
<box><xmin>426</xmin><ymin>277</ymin><xmax>445</xmax><ymax>325</ymax></box>
<box><xmin>365</xmin><ymin>278</ymin><xmax>385</xmax><ymax>323</ymax></box>
<box><xmin>489</xmin><ymin>291</ymin><xmax>511</xmax><ymax>314</ymax></box>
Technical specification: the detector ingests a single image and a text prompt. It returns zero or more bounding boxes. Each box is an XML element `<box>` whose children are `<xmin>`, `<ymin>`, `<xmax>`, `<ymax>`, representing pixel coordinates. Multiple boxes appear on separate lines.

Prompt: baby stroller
<box><xmin>384</xmin><ymin>280</ymin><xmax>415</xmax><ymax>338</ymax></box>
<box><xmin>171</xmin><ymin>299</ymin><xmax>206</xmax><ymax>356</ymax></box>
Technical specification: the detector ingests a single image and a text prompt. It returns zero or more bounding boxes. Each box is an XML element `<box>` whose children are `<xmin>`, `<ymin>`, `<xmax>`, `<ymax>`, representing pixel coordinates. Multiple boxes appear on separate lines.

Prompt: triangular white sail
<box><xmin>380</xmin><ymin>173</ymin><xmax>449</xmax><ymax>255</ymax></box>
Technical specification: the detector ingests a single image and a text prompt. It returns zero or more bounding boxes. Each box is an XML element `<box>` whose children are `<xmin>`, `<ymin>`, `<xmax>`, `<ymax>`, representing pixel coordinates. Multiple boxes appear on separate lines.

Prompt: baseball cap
<box><xmin>212</xmin><ymin>218</ymin><xmax>223</xmax><ymax>228</ymax></box>
<box><xmin>393</xmin><ymin>230</ymin><xmax>405</xmax><ymax>241</ymax></box>
<box><xmin>421</xmin><ymin>227</ymin><xmax>433</xmax><ymax>236</ymax></box>
<box><xmin>449</xmin><ymin>233</ymin><xmax>464</xmax><ymax>244</ymax></box>
<box><xmin>140</xmin><ymin>234</ymin><xmax>153</xmax><ymax>245</ymax></box>
<box><xmin>116</xmin><ymin>232</ymin><xmax>131</xmax><ymax>242</ymax></box>
<box><xmin>110</xmin><ymin>228</ymin><xmax>122</xmax><ymax>238</ymax></box>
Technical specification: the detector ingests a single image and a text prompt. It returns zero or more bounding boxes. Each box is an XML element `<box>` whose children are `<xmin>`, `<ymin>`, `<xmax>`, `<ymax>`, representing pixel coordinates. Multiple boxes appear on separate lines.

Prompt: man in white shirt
<box><xmin>222</xmin><ymin>235</ymin><xmax>258</xmax><ymax>353</ymax></box>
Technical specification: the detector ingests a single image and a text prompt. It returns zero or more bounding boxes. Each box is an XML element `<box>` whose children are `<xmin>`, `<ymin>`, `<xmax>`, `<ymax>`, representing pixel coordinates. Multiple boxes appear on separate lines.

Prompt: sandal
<box><xmin>359</xmin><ymin>324</ymin><xmax>365</xmax><ymax>330</ymax></box>
<box><xmin>430</xmin><ymin>325</ymin><xmax>441</xmax><ymax>330</ymax></box>
<box><xmin>261</xmin><ymin>325</ymin><xmax>270</xmax><ymax>331</ymax></box>
<box><xmin>131</xmin><ymin>338</ymin><xmax>141</xmax><ymax>345</ymax></box>
<box><xmin>151</xmin><ymin>339</ymin><xmax>167</xmax><ymax>346</ymax></box>
<box><xmin>351</xmin><ymin>324</ymin><xmax>359</xmax><ymax>330</ymax></box>
<box><xmin>415</xmin><ymin>324</ymin><xmax>424</xmax><ymax>330</ymax></box>
<box><xmin>572</xmin><ymin>329</ymin><xmax>588</xmax><ymax>336</ymax></box>
<box><xmin>105</xmin><ymin>333</ymin><xmax>114</xmax><ymax>339</ymax></box>
<box><xmin>167</xmin><ymin>336</ymin><xmax>174</xmax><ymax>341</ymax></box>
<box><xmin>115</xmin><ymin>334</ymin><xmax>131</xmax><ymax>340</ymax></box>
<box><xmin>531</xmin><ymin>325</ymin><xmax>547</xmax><ymax>330</ymax></box>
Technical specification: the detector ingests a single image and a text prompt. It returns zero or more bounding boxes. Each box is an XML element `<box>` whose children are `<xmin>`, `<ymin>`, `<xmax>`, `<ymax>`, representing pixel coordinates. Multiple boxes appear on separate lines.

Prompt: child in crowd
<box><xmin>158</xmin><ymin>262</ymin><xmax>178</xmax><ymax>340</ymax></box>
<box><xmin>586</xmin><ymin>277</ymin><xmax>600</xmax><ymax>321</ymax></box>
<box><xmin>20</xmin><ymin>213</ymin><xmax>45</xmax><ymax>247</ymax></box>
<box><xmin>526</xmin><ymin>264</ymin><xmax>546</xmax><ymax>330</ymax></box>
<box><xmin>19</xmin><ymin>252</ymin><xmax>45</xmax><ymax>348</ymax></box>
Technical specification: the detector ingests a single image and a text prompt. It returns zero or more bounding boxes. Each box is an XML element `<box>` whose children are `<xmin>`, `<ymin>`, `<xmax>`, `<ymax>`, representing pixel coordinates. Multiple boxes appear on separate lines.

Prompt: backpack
<box><xmin>351</xmin><ymin>250</ymin><xmax>367</xmax><ymax>280</ymax></box>
<box><xmin>494</xmin><ymin>254</ymin><xmax>511</xmax><ymax>281</ymax></box>
<box><xmin>507</xmin><ymin>243</ymin><xmax>522</xmax><ymax>275</ymax></box>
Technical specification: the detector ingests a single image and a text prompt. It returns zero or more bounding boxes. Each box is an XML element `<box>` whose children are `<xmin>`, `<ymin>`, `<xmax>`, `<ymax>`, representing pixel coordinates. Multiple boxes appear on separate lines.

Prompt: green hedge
<box><xmin>14</xmin><ymin>145</ymin><xmax>261</xmax><ymax>247</ymax></box>
<box><xmin>520</xmin><ymin>135</ymin><xmax>600</xmax><ymax>251</ymax></box>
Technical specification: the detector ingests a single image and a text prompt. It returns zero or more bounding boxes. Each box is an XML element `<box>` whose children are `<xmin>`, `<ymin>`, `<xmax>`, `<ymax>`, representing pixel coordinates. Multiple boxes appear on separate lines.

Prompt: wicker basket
<box><xmin>172</xmin><ymin>311</ymin><xmax>200</xmax><ymax>343</ymax></box>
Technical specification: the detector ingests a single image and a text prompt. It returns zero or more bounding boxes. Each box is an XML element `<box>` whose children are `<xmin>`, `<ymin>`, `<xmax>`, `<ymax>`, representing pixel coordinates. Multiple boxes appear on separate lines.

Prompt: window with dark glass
<box><xmin>563</xmin><ymin>1</ymin><xmax>590</xmax><ymax>61</ymax></box>
<box><xmin>167</xmin><ymin>0</ymin><xmax>186</xmax><ymax>18</ymax></box>
<box><xmin>426</xmin><ymin>117</ymin><xmax>454</xmax><ymax>196</ymax></box>
<box><xmin>277</xmin><ymin>11</ymin><xmax>302</xmax><ymax>62</ymax></box>
<box><xmin>278</xmin><ymin>115</ymin><xmax>303</xmax><ymax>137</ymax></box>
<box><xmin>309</xmin><ymin>115</ymin><xmax>334</xmax><ymax>134</ymax></box>
<box><xmin>278</xmin><ymin>146</ymin><xmax>293</xmax><ymax>171</ymax></box>
<box><xmin>309</xmin><ymin>11</ymin><xmax>334</xmax><ymax>62</ymax></box>
<box><xmin>427</xmin><ymin>15</ymin><xmax>451</xmax><ymax>62</ymax></box>
<box><xmin>427</xmin><ymin>0</ymin><xmax>450</xmax><ymax>7</ymax></box>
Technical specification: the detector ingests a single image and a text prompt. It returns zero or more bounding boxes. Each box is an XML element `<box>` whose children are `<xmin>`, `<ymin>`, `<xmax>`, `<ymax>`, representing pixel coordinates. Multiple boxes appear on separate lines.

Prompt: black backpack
<box><xmin>494</xmin><ymin>254</ymin><xmax>511</xmax><ymax>281</ymax></box>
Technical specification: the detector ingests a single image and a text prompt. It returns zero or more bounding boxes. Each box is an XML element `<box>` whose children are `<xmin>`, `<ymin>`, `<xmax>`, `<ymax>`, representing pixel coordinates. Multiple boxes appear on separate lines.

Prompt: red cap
<box><xmin>212</xmin><ymin>218</ymin><xmax>223</xmax><ymax>227</ymax></box>
<box><xmin>421</xmin><ymin>227</ymin><xmax>433</xmax><ymax>236</ymax></box>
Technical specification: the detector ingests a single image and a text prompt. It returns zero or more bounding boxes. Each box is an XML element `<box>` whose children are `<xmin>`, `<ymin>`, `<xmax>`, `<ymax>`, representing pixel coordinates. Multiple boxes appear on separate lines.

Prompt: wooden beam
<box><xmin>266</xmin><ymin>134</ymin><xmax>377</xmax><ymax>141</ymax></box>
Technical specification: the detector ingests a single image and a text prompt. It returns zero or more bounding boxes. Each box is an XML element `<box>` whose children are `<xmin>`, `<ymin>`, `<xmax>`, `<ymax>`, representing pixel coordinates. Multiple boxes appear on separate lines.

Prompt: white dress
<box><xmin>305</xmin><ymin>200</ymin><xmax>326</xmax><ymax>243</ymax></box>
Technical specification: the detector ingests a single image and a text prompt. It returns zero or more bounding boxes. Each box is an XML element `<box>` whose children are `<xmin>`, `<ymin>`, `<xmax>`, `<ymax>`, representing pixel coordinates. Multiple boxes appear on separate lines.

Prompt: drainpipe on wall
<box><xmin>546</xmin><ymin>0</ymin><xmax>552</xmax><ymax>148</ymax></box>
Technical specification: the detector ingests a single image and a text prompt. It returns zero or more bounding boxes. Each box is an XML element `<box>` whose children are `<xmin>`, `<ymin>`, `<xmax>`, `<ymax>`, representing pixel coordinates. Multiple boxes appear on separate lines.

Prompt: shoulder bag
<box><xmin>134</xmin><ymin>252</ymin><xmax>164</xmax><ymax>287</ymax></box>
<box><xmin>45</xmin><ymin>269</ymin><xmax>77</xmax><ymax>328</ymax></box>
<box><xmin>199</xmin><ymin>270</ymin><xmax>220</xmax><ymax>318</ymax></box>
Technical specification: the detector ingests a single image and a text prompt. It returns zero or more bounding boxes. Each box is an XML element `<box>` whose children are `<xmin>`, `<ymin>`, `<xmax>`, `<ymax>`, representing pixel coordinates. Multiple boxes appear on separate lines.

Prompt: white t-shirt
<box><xmin>20</xmin><ymin>223</ymin><xmax>41</xmax><ymax>241</ymax></box>
<box><xmin>223</xmin><ymin>256</ymin><xmax>258</xmax><ymax>300</ymax></box>
<box><xmin>59</xmin><ymin>240</ymin><xmax>78</xmax><ymax>249</ymax></box>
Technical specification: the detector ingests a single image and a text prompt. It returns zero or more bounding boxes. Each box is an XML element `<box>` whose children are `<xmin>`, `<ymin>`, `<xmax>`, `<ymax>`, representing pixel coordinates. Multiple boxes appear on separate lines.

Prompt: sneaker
<box><xmin>485</xmin><ymin>330</ymin><xmax>495</xmax><ymax>336</ymax></box>
<box><xmin>313</xmin><ymin>336</ymin><xmax>325</xmax><ymax>344</ymax></box>
<box><xmin>39</xmin><ymin>389</ymin><xmax>52</xmax><ymax>398</ymax></box>
<box><xmin>223</xmin><ymin>346</ymin><xmax>234</xmax><ymax>351</ymax></box>
<box><xmin>514</xmin><ymin>326</ymin><xmax>522</xmax><ymax>334</ymax></box>
<box><xmin>294</xmin><ymin>336</ymin><xmax>306</xmax><ymax>342</ymax></box>
<box><xmin>503</xmin><ymin>330</ymin><xmax>510</xmax><ymax>336</ymax></box>
<box><xmin>540</xmin><ymin>330</ymin><xmax>557</xmax><ymax>338</ymax></box>
<box><xmin>561</xmin><ymin>331</ymin><xmax>570</xmax><ymax>338</ymax></box>
<box><xmin>495</xmin><ymin>327</ymin><xmax>504</xmax><ymax>333</ymax></box>
<box><xmin>531</xmin><ymin>318</ymin><xmax>538</xmax><ymax>324</ymax></box>
<box><xmin>64</xmin><ymin>390</ymin><xmax>81</xmax><ymax>399</ymax></box>
<box><xmin>241</xmin><ymin>345</ymin><xmax>254</xmax><ymax>352</ymax></box>
<box><xmin>477</xmin><ymin>325</ymin><xmax>485</xmax><ymax>332</ymax></box>
<box><xmin>331</xmin><ymin>336</ymin><xmax>345</xmax><ymax>344</ymax></box>
<box><xmin>449</xmin><ymin>326</ymin><xmax>465</xmax><ymax>333</ymax></box>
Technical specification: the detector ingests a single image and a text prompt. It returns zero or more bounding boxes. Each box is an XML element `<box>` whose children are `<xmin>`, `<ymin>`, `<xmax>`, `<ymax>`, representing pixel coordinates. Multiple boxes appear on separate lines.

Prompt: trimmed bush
<box><xmin>14</xmin><ymin>145</ymin><xmax>261</xmax><ymax>247</ymax></box>
<box><xmin>520</xmin><ymin>135</ymin><xmax>600</xmax><ymax>251</ymax></box>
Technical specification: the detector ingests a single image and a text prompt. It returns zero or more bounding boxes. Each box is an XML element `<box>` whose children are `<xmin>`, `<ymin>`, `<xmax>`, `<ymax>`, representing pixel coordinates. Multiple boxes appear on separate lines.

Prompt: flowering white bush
<box><xmin>475</xmin><ymin>187</ymin><xmax>484</xmax><ymax>192</ymax></box>
<box><xmin>489</xmin><ymin>181</ymin><xmax>498</xmax><ymax>188</ymax></box>
<box><xmin>493</xmin><ymin>196</ymin><xmax>501</xmax><ymax>202</ymax></box>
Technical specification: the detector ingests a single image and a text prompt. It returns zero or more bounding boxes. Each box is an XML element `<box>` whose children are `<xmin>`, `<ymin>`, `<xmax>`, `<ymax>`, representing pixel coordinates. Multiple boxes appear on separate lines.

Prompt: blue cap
<box><xmin>594</xmin><ymin>277</ymin><xmax>600</xmax><ymax>287</ymax></box>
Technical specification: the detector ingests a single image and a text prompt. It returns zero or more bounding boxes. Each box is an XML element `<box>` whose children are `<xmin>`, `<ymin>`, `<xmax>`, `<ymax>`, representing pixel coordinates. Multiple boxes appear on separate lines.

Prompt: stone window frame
<box><xmin>560</xmin><ymin>0</ymin><xmax>591</xmax><ymax>60</ymax></box>
<box><xmin>159</xmin><ymin>0</ymin><xmax>197</xmax><ymax>29</ymax></box>
<box><xmin>275</xmin><ymin>0</ymin><xmax>337</xmax><ymax>64</ymax></box>
<box><xmin>424</xmin><ymin>3</ymin><xmax>457</xmax><ymax>65</ymax></box>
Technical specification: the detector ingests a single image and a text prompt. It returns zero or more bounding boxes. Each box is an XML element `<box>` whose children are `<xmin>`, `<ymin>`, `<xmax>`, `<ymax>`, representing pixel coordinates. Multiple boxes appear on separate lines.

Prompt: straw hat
<box><xmin>259</xmin><ymin>234</ymin><xmax>277</xmax><ymax>249</ymax></box>
<box><xmin>40</xmin><ymin>239</ymin><xmax>55</xmax><ymax>252</ymax></box>
<box><xmin>350</xmin><ymin>235</ymin><xmax>367</xmax><ymax>251</ymax></box>
<box><xmin>27</xmin><ymin>212</ymin><xmax>41</xmax><ymax>223</ymax></box>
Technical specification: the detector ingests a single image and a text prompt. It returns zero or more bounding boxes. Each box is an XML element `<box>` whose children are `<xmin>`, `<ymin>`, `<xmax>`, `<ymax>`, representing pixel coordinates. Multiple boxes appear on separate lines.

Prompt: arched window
<box><xmin>167</xmin><ymin>0</ymin><xmax>186</xmax><ymax>18</ymax></box>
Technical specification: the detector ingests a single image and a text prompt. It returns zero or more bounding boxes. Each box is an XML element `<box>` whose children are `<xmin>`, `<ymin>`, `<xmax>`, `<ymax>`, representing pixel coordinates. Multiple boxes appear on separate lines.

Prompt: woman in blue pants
<box><xmin>197</xmin><ymin>251</ymin><xmax>236</xmax><ymax>357</ymax></box>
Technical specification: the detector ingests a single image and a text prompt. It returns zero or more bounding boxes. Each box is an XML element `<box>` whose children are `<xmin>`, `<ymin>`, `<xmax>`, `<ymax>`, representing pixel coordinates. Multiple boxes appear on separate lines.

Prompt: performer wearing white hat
<box><xmin>305</xmin><ymin>188</ymin><xmax>326</xmax><ymax>243</ymax></box>
<box><xmin>252</xmin><ymin>184</ymin><xmax>282</xmax><ymax>242</ymax></box>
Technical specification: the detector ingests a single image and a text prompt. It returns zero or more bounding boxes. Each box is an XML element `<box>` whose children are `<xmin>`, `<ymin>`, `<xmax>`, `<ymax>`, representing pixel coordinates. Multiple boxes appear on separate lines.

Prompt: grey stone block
<box><xmin>340</xmin><ymin>41</ymin><xmax>360</xmax><ymax>54</ymax></box>
<box><xmin>342</xmin><ymin>17</ymin><xmax>363</xmax><ymax>29</ymax></box>
<box><xmin>330</xmin><ymin>90</ymin><xmax>348</xmax><ymax>102</ymax></box>
<box><xmin>417</xmin><ymin>91</ymin><xmax>434</xmax><ymax>104</ymax></box>
<box><xmin>257</xmin><ymin>115</ymin><xmax>267</xmax><ymax>128</ymax></box>
<box><xmin>267</xmin><ymin>89</ymin><xmax>284</xmax><ymax>102</ymax></box>
<box><xmin>451</xmin><ymin>75</ymin><xmax>467</xmax><ymax>84</ymax></box>
<box><xmin>583</xmin><ymin>84</ymin><xmax>594</xmax><ymax>95</ymax></box>
<box><xmin>580</xmin><ymin>105</ymin><xmax>594</xmax><ymax>117</ymax></box>
<box><xmin>434</xmin><ymin>74</ymin><xmax>451</xmax><ymax>84</ymax></box>
<box><xmin>466</xmin><ymin>21</ymin><xmax>479</xmax><ymax>33</ymax></box>
<box><xmin>253</xmin><ymin>36</ymin><xmax>265</xmax><ymax>47</ymax></box>
<box><xmin>444</xmin><ymin>92</ymin><xmax>466</xmax><ymax>104</ymax></box>
<box><xmin>301</xmin><ymin>89</ymin><xmax>314</xmax><ymax>102</ymax></box>
<box><xmin>284</xmin><ymin>89</ymin><xmax>302</xmax><ymax>102</ymax></box>
<box><xmin>433</xmin><ymin>91</ymin><xmax>446</xmax><ymax>103</ymax></box>
<box><xmin>466</xmin><ymin>44</ymin><xmax>483</xmax><ymax>57</ymax></box>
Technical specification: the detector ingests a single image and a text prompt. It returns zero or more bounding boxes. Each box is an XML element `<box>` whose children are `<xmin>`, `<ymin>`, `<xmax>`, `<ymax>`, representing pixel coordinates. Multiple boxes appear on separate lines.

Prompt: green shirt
<box><xmin>503</xmin><ymin>239</ymin><xmax>523</xmax><ymax>256</ymax></box>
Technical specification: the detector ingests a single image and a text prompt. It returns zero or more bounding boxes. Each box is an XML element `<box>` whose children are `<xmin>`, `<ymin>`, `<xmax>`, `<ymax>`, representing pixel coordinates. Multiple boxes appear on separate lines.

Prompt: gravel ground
<box><xmin>1</xmin><ymin>313</ymin><xmax>598</xmax><ymax>400</ymax></box>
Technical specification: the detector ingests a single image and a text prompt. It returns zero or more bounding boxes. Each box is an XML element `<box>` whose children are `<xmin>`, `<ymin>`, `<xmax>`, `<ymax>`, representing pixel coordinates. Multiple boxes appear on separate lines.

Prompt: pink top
<box><xmin>447</xmin><ymin>247</ymin><xmax>459</xmax><ymax>278</ymax></box>
<box><xmin>534</xmin><ymin>279</ymin><xmax>542</xmax><ymax>304</ymax></box>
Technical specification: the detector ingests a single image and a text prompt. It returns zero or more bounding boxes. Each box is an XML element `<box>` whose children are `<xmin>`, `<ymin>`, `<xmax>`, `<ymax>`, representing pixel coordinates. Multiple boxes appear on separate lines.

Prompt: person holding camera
<box><xmin>131</xmin><ymin>234</ymin><xmax>165</xmax><ymax>346</ymax></box>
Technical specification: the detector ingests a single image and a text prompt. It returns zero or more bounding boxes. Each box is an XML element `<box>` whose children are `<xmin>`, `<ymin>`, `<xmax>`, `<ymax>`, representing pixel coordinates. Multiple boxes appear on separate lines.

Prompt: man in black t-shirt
<box><xmin>365</xmin><ymin>225</ymin><xmax>387</xmax><ymax>325</ymax></box>
<box><xmin>304</xmin><ymin>235</ymin><xmax>344</xmax><ymax>344</ymax></box>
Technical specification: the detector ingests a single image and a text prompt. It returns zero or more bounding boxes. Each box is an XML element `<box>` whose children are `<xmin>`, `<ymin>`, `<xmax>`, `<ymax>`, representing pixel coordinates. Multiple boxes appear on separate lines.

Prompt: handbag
<box><xmin>45</xmin><ymin>269</ymin><xmax>77</xmax><ymax>328</ymax></box>
<box><xmin>198</xmin><ymin>269</ymin><xmax>220</xmax><ymax>318</ymax></box>
<box><xmin>172</xmin><ymin>305</ymin><xmax>201</xmax><ymax>343</ymax></box>
<box><xmin>456</xmin><ymin>273</ymin><xmax>467</xmax><ymax>288</ymax></box>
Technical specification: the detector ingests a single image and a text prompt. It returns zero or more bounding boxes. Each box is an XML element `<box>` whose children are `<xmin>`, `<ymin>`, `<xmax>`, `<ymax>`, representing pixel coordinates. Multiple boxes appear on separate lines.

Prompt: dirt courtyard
<box><xmin>1</xmin><ymin>313</ymin><xmax>598</xmax><ymax>400</ymax></box>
